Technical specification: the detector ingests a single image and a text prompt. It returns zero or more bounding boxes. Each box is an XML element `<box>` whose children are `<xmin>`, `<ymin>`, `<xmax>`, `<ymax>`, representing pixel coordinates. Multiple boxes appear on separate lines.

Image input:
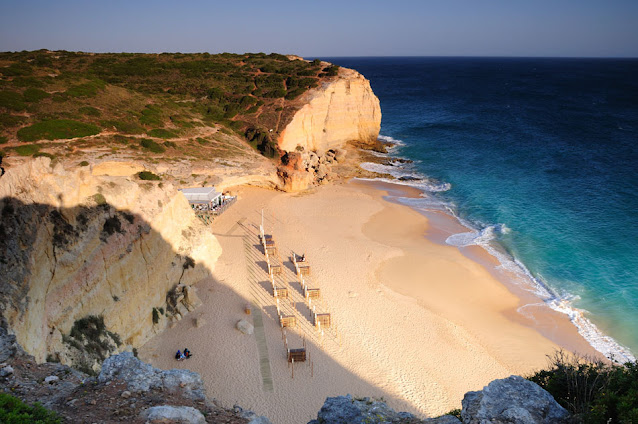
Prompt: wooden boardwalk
<box><xmin>241</xmin><ymin>229</ymin><xmax>274</xmax><ymax>392</ymax></box>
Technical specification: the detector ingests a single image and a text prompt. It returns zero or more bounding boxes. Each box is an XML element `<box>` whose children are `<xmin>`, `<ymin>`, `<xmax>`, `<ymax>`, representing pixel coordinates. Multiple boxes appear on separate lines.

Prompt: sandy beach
<box><xmin>139</xmin><ymin>179</ymin><xmax>598</xmax><ymax>424</ymax></box>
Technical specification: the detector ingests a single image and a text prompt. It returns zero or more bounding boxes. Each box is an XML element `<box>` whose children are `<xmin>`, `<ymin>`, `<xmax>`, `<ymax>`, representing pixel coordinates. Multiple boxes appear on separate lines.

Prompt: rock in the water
<box><xmin>44</xmin><ymin>375</ymin><xmax>59</xmax><ymax>384</ymax></box>
<box><xmin>308</xmin><ymin>394</ymin><xmax>415</xmax><ymax>424</ymax></box>
<box><xmin>140</xmin><ymin>405</ymin><xmax>205</xmax><ymax>424</ymax></box>
<box><xmin>236</xmin><ymin>319</ymin><xmax>254</xmax><ymax>335</ymax></box>
<box><xmin>99</xmin><ymin>352</ymin><xmax>206</xmax><ymax>400</ymax></box>
<box><xmin>461</xmin><ymin>375</ymin><xmax>571</xmax><ymax>424</ymax></box>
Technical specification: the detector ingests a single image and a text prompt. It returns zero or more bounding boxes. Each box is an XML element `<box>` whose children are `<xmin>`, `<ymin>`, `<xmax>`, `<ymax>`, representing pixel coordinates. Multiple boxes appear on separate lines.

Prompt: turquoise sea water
<box><xmin>322</xmin><ymin>57</ymin><xmax>638</xmax><ymax>362</ymax></box>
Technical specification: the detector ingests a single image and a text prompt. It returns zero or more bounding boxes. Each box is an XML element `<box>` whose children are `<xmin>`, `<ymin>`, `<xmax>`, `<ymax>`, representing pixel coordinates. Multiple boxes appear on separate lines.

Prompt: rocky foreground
<box><xmin>1</xmin><ymin>321</ymin><xmax>572</xmax><ymax>424</ymax></box>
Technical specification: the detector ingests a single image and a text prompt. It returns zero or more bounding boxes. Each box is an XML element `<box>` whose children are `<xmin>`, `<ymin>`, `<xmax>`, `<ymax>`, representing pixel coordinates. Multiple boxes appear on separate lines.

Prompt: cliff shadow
<box><xmin>0</xmin><ymin>196</ymin><xmax>215</xmax><ymax>374</ymax></box>
<box><xmin>137</xmin><ymin>212</ymin><xmax>433</xmax><ymax>424</ymax></box>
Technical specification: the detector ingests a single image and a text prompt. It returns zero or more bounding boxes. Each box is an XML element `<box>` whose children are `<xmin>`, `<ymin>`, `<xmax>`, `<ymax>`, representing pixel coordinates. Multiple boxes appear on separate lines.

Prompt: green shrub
<box><xmin>138</xmin><ymin>171</ymin><xmax>161</xmax><ymax>181</ymax></box>
<box><xmin>79</xmin><ymin>160</ymin><xmax>90</xmax><ymax>166</ymax></box>
<box><xmin>323</xmin><ymin>65</ymin><xmax>340</xmax><ymax>76</ymax></box>
<box><xmin>0</xmin><ymin>91</ymin><xmax>26</xmax><ymax>111</ymax></box>
<box><xmin>67</xmin><ymin>315</ymin><xmax>121</xmax><ymax>361</ymax></box>
<box><xmin>148</xmin><ymin>128</ymin><xmax>177</xmax><ymax>139</ymax></box>
<box><xmin>79</xmin><ymin>106</ymin><xmax>101</xmax><ymax>117</ymax></box>
<box><xmin>101</xmin><ymin>119</ymin><xmax>144</xmax><ymax>134</ymax></box>
<box><xmin>0</xmin><ymin>136</ymin><xmax>7</xmax><ymax>144</ymax></box>
<box><xmin>51</xmin><ymin>93</ymin><xmax>67</xmax><ymax>103</ymax></box>
<box><xmin>13</xmin><ymin>144</ymin><xmax>40</xmax><ymax>156</ymax></box>
<box><xmin>65</xmin><ymin>80</ymin><xmax>105</xmax><ymax>98</ymax></box>
<box><xmin>163</xmin><ymin>141</ymin><xmax>177</xmax><ymax>148</ymax></box>
<box><xmin>139</xmin><ymin>138</ymin><xmax>165</xmax><ymax>153</ymax></box>
<box><xmin>0</xmin><ymin>114</ymin><xmax>27</xmax><ymax>128</ymax></box>
<box><xmin>32</xmin><ymin>152</ymin><xmax>55</xmax><ymax>159</ymax></box>
<box><xmin>195</xmin><ymin>137</ymin><xmax>209</xmax><ymax>145</ymax></box>
<box><xmin>0</xmin><ymin>63</ymin><xmax>33</xmax><ymax>77</ymax></box>
<box><xmin>91</xmin><ymin>193</ymin><xmax>106</xmax><ymax>205</ymax></box>
<box><xmin>12</xmin><ymin>76</ymin><xmax>45</xmax><ymax>88</ymax></box>
<box><xmin>0</xmin><ymin>392</ymin><xmax>61</xmax><ymax>423</ymax></box>
<box><xmin>23</xmin><ymin>88</ymin><xmax>50</xmax><ymax>103</ymax></box>
<box><xmin>139</xmin><ymin>105</ymin><xmax>162</xmax><ymax>126</ymax></box>
<box><xmin>17</xmin><ymin>119</ymin><xmax>100</xmax><ymax>142</ymax></box>
<box><xmin>245</xmin><ymin>127</ymin><xmax>277</xmax><ymax>158</ymax></box>
<box><xmin>528</xmin><ymin>351</ymin><xmax>638</xmax><ymax>423</ymax></box>
<box><xmin>285</xmin><ymin>88</ymin><xmax>306</xmax><ymax>100</ymax></box>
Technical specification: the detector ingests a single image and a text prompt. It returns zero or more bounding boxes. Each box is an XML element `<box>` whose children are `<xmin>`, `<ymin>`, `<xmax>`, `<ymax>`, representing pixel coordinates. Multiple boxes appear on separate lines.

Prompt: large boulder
<box><xmin>99</xmin><ymin>352</ymin><xmax>206</xmax><ymax>400</ymax></box>
<box><xmin>308</xmin><ymin>394</ymin><xmax>416</xmax><ymax>424</ymax></box>
<box><xmin>140</xmin><ymin>405</ymin><xmax>205</xmax><ymax>424</ymax></box>
<box><xmin>461</xmin><ymin>375</ymin><xmax>570</xmax><ymax>424</ymax></box>
<box><xmin>424</xmin><ymin>417</ymin><xmax>462</xmax><ymax>424</ymax></box>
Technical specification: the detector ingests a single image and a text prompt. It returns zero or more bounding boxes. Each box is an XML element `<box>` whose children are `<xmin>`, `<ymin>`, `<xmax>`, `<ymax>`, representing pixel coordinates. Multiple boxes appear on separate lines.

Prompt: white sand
<box><xmin>140</xmin><ymin>181</ymin><xmax>597</xmax><ymax>424</ymax></box>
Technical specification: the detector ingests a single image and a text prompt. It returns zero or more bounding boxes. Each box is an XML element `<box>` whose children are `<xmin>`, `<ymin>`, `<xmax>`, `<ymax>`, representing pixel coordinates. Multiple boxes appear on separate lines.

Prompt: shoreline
<box><xmin>356</xmin><ymin>178</ymin><xmax>601</xmax><ymax>360</ymax></box>
<box><xmin>139</xmin><ymin>178</ymin><xmax>602</xmax><ymax>423</ymax></box>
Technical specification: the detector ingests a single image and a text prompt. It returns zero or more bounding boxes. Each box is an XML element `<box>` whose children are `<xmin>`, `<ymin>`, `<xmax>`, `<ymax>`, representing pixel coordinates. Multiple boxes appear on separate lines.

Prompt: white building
<box><xmin>179</xmin><ymin>187</ymin><xmax>223</xmax><ymax>208</ymax></box>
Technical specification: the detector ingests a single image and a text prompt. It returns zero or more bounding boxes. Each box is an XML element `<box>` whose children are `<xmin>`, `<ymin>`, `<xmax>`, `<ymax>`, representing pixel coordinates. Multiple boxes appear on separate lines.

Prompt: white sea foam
<box><xmin>360</xmin><ymin>135</ymin><xmax>636</xmax><ymax>362</ymax></box>
<box><xmin>378</xmin><ymin>134</ymin><xmax>406</xmax><ymax>146</ymax></box>
<box><xmin>359</xmin><ymin>162</ymin><xmax>451</xmax><ymax>193</ymax></box>
<box><xmin>445</xmin><ymin>224</ymin><xmax>636</xmax><ymax>364</ymax></box>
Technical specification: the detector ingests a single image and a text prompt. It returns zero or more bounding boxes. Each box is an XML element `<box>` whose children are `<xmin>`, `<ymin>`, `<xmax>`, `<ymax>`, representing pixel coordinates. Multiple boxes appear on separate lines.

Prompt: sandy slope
<box><xmin>140</xmin><ymin>180</ymin><xmax>596</xmax><ymax>424</ymax></box>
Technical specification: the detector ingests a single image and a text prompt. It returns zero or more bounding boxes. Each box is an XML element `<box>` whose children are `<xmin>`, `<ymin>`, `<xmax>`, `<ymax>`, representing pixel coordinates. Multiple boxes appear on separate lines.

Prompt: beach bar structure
<box><xmin>179</xmin><ymin>186</ymin><xmax>222</xmax><ymax>208</ymax></box>
<box><xmin>292</xmin><ymin>253</ymin><xmax>311</xmax><ymax>277</ymax></box>
<box><xmin>314</xmin><ymin>312</ymin><xmax>331</xmax><ymax>329</ymax></box>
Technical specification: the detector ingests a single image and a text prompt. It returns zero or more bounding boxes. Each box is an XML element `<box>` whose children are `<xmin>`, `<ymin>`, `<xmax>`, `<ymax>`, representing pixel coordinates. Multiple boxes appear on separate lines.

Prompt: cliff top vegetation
<box><xmin>0</xmin><ymin>50</ymin><xmax>339</xmax><ymax>162</ymax></box>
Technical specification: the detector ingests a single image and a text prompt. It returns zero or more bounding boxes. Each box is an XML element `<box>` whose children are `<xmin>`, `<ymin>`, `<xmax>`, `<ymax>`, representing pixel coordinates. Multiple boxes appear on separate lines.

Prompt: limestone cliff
<box><xmin>277</xmin><ymin>66</ymin><xmax>381</xmax><ymax>153</ymax></box>
<box><xmin>0</xmin><ymin>158</ymin><xmax>221</xmax><ymax>369</ymax></box>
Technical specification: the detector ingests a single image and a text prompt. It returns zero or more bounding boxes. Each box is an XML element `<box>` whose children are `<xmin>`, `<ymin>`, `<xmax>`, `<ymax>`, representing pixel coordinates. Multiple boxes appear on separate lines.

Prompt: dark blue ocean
<box><xmin>322</xmin><ymin>57</ymin><xmax>638</xmax><ymax>362</ymax></box>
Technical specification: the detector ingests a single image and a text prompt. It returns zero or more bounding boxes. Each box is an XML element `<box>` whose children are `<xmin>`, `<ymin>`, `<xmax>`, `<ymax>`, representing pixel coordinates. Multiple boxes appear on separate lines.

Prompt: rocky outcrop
<box><xmin>0</xmin><ymin>158</ymin><xmax>221</xmax><ymax>369</ymax></box>
<box><xmin>0</xmin><ymin>329</ymin><xmax>266</xmax><ymax>423</ymax></box>
<box><xmin>141</xmin><ymin>405</ymin><xmax>206</xmax><ymax>424</ymax></box>
<box><xmin>309</xmin><ymin>376</ymin><xmax>571</xmax><ymax>424</ymax></box>
<box><xmin>99</xmin><ymin>352</ymin><xmax>206</xmax><ymax>400</ymax></box>
<box><xmin>277</xmin><ymin>148</ymin><xmax>345</xmax><ymax>192</ymax></box>
<box><xmin>308</xmin><ymin>394</ymin><xmax>421</xmax><ymax>424</ymax></box>
<box><xmin>278</xmin><ymin>67</ymin><xmax>381</xmax><ymax>153</ymax></box>
<box><xmin>461</xmin><ymin>375</ymin><xmax>570</xmax><ymax>424</ymax></box>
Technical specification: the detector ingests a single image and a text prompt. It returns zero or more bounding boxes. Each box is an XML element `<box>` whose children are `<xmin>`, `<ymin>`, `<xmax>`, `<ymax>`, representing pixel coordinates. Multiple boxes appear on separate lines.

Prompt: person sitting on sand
<box><xmin>175</xmin><ymin>350</ymin><xmax>183</xmax><ymax>360</ymax></box>
<box><xmin>184</xmin><ymin>348</ymin><xmax>191</xmax><ymax>359</ymax></box>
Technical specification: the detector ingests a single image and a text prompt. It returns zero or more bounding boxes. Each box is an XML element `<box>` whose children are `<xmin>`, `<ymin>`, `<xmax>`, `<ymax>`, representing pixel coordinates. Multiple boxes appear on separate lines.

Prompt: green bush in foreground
<box><xmin>139</xmin><ymin>138</ymin><xmax>165</xmax><ymax>153</ymax></box>
<box><xmin>527</xmin><ymin>350</ymin><xmax>638</xmax><ymax>423</ymax></box>
<box><xmin>0</xmin><ymin>136</ymin><xmax>7</xmax><ymax>145</ymax></box>
<box><xmin>0</xmin><ymin>392</ymin><xmax>61</xmax><ymax>423</ymax></box>
<box><xmin>138</xmin><ymin>171</ymin><xmax>161</xmax><ymax>181</ymax></box>
<box><xmin>17</xmin><ymin>119</ymin><xmax>100</xmax><ymax>142</ymax></box>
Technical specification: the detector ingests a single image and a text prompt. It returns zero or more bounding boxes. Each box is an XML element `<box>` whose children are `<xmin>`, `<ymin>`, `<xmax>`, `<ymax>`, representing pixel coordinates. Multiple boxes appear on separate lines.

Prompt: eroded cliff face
<box><xmin>0</xmin><ymin>158</ymin><xmax>221</xmax><ymax>369</ymax></box>
<box><xmin>277</xmin><ymin>67</ymin><xmax>381</xmax><ymax>153</ymax></box>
